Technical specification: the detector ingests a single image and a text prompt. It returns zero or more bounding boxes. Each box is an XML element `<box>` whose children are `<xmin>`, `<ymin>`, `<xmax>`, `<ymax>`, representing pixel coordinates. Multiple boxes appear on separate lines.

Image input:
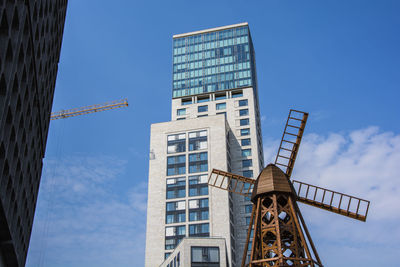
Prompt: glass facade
<box><xmin>173</xmin><ymin>25</ymin><xmax>255</xmax><ymax>98</ymax></box>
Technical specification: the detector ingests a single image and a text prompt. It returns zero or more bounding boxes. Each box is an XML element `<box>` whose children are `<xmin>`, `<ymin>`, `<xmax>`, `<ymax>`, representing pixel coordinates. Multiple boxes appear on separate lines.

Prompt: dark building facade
<box><xmin>0</xmin><ymin>1</ymin><xmax>67</xmax><ymax>266</ymax></box>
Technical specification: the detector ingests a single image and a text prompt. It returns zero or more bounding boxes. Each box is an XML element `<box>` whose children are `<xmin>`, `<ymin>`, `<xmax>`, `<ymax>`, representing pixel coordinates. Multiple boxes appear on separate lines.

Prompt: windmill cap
<box><xmin>250</xmin><ymin>164</ymin><xmax>293</xmax><ymax>202</ymax></box>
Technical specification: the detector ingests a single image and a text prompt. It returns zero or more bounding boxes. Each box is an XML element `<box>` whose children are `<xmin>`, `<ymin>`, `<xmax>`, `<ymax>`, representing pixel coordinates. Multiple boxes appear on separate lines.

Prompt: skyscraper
<box><xmin>145</xmin><ymin>23</ymin><xmax>264</xmax><ymax>267</ymax></box>
<box><xmin>0</xmin><ymin>1</ymin><xmax>67</xmax><ymax>266</ymax></box>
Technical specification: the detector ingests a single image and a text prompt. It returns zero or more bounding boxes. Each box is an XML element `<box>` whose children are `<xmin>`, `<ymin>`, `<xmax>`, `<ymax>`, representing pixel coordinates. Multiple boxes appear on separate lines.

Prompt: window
<box><xmin>242</xmin><ymin>149</ymin><xmax>251</xmax><ymax>157</ymax></box>
<box><xmin>166</xmin><ymin>177</ymin><xmax>186</xmax><ymax>199</ymax></box>
<box><xmin>240</xmin><ymin>128</ymin><xmax>250</xmax><ymax>136</ymax></box>
<box><xmin>182</xmin><ymin>98</ymin><xmax>192</xmax><ymax>105</ymax></box>
<box><xmin>232</xmin><ymin>90</ymin><xmax>243</xmax><ymax>98</ymax></box>
<box><xmin>239</xmin><ymin>109</ymin><xmax>248</xmax><ymax>116</ymax></box>
<box><xmin>243</xmin><ymin>170</ymin><xmax>253</xmax><ymax>178</ymax></box>
<box><xmin>177</xmin><ymin>108</ymin><xmax>186</xmax><ymax>116</ymax></box>
<box><xmin>189</xmin><ymin>152</ymin><xmax>208</xmax><ymax>173</ymax></box>
<box><xmin>189</xmin><ymin>198</ymin><xmax>209</xmax><ymax>209</ymax></box>
<box><xmin>166</xmin><ymin>201</ymin><xmax>186</xmax><ymax>224</ymax></box>
<box><xmin>239</xmin><ymin>99</ymin><xmax>248</xmax><ymax>106</ymax></box>
<box><xmin>165</xmin><ymin>225</ymin><xmax>186</xmax><ymax>250</ymax></box>
<box><xmin>198</xmin><ymin>96</ymin><xmax>210</xmax><ymax>103</ymax></box>
<box><xmin>198</xmin><ymin>114</ymin><xmax>208</xmax><ymax>117</ymax></box>
<box><xmin>242</xmin><ymin>159</ymin><xmax>252</xmax><ymax>168</ymax></box>
<box><xmin>189</xmin><ymin>130</ymin><xmax>207</xmax><ymax>151</ymax></box>
<box><xmin>198</xmin><ymin>105</ymin><xmax>208</xmax><ymax>112</ymax></box>
<box><xmin>216</xmin><ymin>103</ymin><xmax>226</xmax><ymax>110</ymax></box>
<box><xmin>241</xmin><ymin>138</ymin><xmax>251</xmax><ymax>146</ymax></box>
<box><xmin>177</xmin><ymin>117</ymin><xmax>186</xmax><ymax>120</ymax></box>
<box><xmin>167</xmin><ymin>133</ymin><xmax>186</xmax><ymax>154</ymax></box>
<box><xmin>189</xmin><ymin>209</ymin><xmax>209</xmax><ymax>221</ymax></box>
<box><xmin>167</xmin><ymin>155</ymin><xmax>186</xmax><ymax>176</ymax></box>
<box><xmin>246</xmin><ymin>216</ymin><xmax>251</xmax><ymax>226</ymax></box>
<box><xmin>189</xmin><ymin>198</ymin><xmax>208</xmax><ymax>222</ymax></box>
<box><xmin>240</xmin><ymin>118</ymin><xmax>249</xmax><ymax>126</ymax></box>
<box><xmin>215</xmin><ymin>93</ymin><xmax>226</xmax><ymax>100</ymax></box>
<box><xmin>245</xmin><ymin>204</ymin><xmax>252</xmax><ymax>213</ymax></box>
<box><xmin>189</xmin><ymin>223</ymin><xmax>209</xmax><ymax>237</ymax></box>
<box><xmin>189</xmin><ymin>175</ymin><xmax>208</xmax><ymax>196</ymax></box>
<box><xmin>191</xmin><ymin>247</ymin><xmax>219</xmax><ymax>266</ymax></box>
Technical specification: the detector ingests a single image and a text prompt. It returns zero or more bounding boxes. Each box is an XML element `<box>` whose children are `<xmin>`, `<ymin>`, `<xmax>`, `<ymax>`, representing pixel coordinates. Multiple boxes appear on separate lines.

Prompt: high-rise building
<box><xmin>145</xmin><ymin>22</ymin><xmax>264</xmax><ymax>267</ymax></box>
<box><xmin>0</xmin><ymin>1</ymin><xmax>67</xmax><ymax>266</ymax></box>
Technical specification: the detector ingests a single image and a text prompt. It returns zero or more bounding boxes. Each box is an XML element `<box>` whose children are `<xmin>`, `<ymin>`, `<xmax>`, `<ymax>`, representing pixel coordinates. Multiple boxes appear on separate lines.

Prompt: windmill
<box><xmin>208</xmin><ymin>110</ymin><xmax>370</xmax><ymax>267</ymax></box>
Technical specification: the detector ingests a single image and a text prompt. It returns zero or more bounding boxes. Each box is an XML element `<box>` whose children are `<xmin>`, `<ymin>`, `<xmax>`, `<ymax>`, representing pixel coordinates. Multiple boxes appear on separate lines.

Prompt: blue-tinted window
<box><xmin>189</xmin><ymin>175</ymin><xmax>208</xmax><ymax>196</ymax></box>
<box><xmin>177</xmin><ymin>108</ymin><xmax>186</xmax><ymax>116</ymax></box>
<box><xmin>165</xmin><ymin>225</ymin><xmax>186</xmax><ymax>250</ymax></box>
<box><xmin>215</xmin><ymin>94</ymin><xmax>226</xmax><ymax>100</ymax></box>
<box><xmin>166</xmin><ymin>177</ymin><xmax>186</xmax><ymax>199</ymax></box>
<box><xmin>182</xmin><ymin>98</ymin><xmax>192</xmax><ymax>105</ymax></box>
<box><xmin>240</xmin><ymin>118</ymin><xmax>249</xmax><ymax>126</ymax></box>
<box><xmin>245</xmin><ymin>204</ymin><xmax>252</xmax><ymax>213</ymax></box>
<box><xmin>189</xmin><ymin>130</ymin><xmax>207</xmax><ymax>151</ymax></box>
<box><xmin>216</xmin><ymin>103</ymin><xmax>226</xmax><ymax>110</ymax></box>
<box><xmin>166</xmin><ymin>200</ymin><xmax>186</xmax><ymax>224</ymax></box>
<box><xmin>189</xmin><ymin>223</ymin><xmax>209</xmax><ymax>237</ymax></box>
<box><xmin>241</xmin><ymin>138</ymin><xmax>251</xmax><ymax>146</ymax></box>
<box><xmin>197</xmin><ymin>96</ymin><xmax>210</xmax><ymax>103</ymax></box>
<box><xmin>189</xmin><ymin>210</ymin><xmax>209</xmax><ymax>221</ymax></box>
<box><xmin>239</xmin><ymin>109</ymin><xmax>248</xmax><ymax>116</ymax></box>
<box><xmin>242</xmin><ymin>159</ymin><xmax>252</xmax><ymax>168</ymax></box>
<box><xmin>246</xmin><ymin>217</ymin><xmax>251</xmax><ymax>226</ymax></box>
<box><xmin>191</xmin><ymin>247</ymin><xmax>220</xmax><ymax>265</ymax></box>
<box><xmin>242</xmin><ymin>149</ymin><xmax>251</xmax><ymax>157</ymax></box>
<box><xmin>189</xmin><ymin>152</ymin><xmax>208</xmax><ymax>173</ymax></box>
<box><xmin>240</xmin><ymin>128</ymin><xmax>250</xmax><ymax>136</ymax></box>
<box><xmin>239</xmin><ymin>99</ymin><xmax>248</xmax><ymax>106</ymax></box>
<box><xmin>167</xmin><ymin>155</ymin><xmax>186</xmax><ymax>176</ymax></box>
<box><xmin>198</xmin><ymin>105</ymin><xmax>208</xmax><ymax>112</ymax></box>
<box><xmin>243</xmin><ymin>170</ymin><xmax>253</xmax><ymax>178</ymax></box>
<box><xmin>167</xmin><ymin>133</ymin><xmax>186</xmax><ymax>154</ymax></box>
<box><xmin>232</xmin><ymin>91</ymin><xmax>243</xmax><ymax>98</ymax></box>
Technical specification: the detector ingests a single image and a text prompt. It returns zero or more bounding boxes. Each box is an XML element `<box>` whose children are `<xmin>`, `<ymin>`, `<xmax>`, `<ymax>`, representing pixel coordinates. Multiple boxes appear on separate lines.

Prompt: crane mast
<box><xmin>50</xmin><ymin>99</ymin><xmax>128</xmax><ymax>120</ymax></box>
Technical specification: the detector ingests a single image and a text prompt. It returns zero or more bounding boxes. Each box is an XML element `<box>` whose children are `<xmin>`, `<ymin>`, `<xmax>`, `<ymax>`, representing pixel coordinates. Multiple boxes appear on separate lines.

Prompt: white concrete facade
<box><xmin>145</xmin><ymin>116</ymin><xmax>233</xmax><ymax>266</ymax></box>
<box><xmin>160</xmin><ymin>237</ymin><xmax>228</xmax><ymax>267</ymax></box>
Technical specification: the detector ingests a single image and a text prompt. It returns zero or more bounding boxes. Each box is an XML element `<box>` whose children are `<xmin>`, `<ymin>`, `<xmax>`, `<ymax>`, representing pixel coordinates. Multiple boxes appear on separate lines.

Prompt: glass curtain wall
<box><xmin>173</xmin><ymin>25</ymin><xmax>254</xmax><ymax>98</ymax></box>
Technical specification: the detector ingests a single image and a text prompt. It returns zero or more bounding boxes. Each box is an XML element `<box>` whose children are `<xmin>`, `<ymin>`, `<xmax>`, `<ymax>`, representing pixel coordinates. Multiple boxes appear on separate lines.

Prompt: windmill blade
<box><xmin>208</xmin><ymin>169</ymin><xmax>255</xmax><ymax>197</ymax></box>
<box><xmin>274</xmin><ymin>109</ymin><xmax>308</xmax><ymax>178</ymax></box>
<box><xmin>292</xmin><ymin>180</ymin><xmax>370</xmax><ymax>222</ymax></box>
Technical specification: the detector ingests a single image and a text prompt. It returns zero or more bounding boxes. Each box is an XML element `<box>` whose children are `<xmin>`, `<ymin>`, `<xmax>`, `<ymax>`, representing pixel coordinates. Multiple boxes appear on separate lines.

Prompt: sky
<box><xmin>25</xmin><ymin>0</ymin><xmax>400</xmax><ymax>266</ymax></box>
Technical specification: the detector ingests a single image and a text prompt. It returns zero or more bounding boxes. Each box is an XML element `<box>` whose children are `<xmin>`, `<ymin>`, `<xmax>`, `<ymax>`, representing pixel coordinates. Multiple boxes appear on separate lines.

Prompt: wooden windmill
<box><xmin>208</xmin><ymin>110</ymin><xmax>370</xmax><ymax>267</ymax></box>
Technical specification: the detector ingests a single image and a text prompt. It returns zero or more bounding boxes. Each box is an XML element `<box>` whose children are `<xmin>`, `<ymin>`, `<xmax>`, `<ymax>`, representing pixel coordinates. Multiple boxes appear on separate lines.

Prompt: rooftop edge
<box><xmin>173</xmin><ymin>22</ymin><xmax>248</xmax><ymax>39</ymax></box>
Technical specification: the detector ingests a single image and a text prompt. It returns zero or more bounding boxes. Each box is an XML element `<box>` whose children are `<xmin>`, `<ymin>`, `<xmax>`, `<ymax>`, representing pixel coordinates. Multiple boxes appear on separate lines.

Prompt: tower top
<box><xmin>251</xmin><ymin>164</ymin><xmax>293</xmax><ymax>202</ymax></box>
<box><xmin>173</xmin><ymin>22</ymin><xmax>248</xmax><ymax>39</ymax></box>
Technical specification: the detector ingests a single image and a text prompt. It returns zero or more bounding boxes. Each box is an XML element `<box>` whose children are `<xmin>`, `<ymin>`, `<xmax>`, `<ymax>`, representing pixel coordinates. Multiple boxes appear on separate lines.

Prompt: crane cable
<box><xmin>37</xmin><ymin>119</ymin><xmax>65</xmax><ymax>267</ymax></box>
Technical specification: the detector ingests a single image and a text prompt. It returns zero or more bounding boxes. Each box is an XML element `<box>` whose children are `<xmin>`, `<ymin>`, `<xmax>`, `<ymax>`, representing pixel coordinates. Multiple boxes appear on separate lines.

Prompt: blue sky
<box><xmin>26</xmin><ymin>1</ymin><xmax>400</xmax><ymax>266</ymax></box>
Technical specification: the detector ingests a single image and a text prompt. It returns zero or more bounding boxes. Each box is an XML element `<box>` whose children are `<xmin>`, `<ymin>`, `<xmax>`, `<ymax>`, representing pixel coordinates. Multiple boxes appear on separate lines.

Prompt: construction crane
<box><xmin>50</xmin><ymin>99</ymin><xmax>128</xmax><ymax>120</ymax></box>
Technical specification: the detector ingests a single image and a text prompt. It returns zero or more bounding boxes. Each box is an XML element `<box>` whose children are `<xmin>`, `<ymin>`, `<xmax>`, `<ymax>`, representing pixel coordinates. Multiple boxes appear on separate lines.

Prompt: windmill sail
<box><xmin>275</xmin><ymin>109</ymin><xmax>308</xmax><ymax>178</ymax></box>
<box><xmin>292</xmin><ymin>180</ymin><xmax>370</xmax><ymax>222</ymax></box>
<box><xmin>208</xmin><ymin>169</ymin><xmax>255</xmax><ymax>197</ymax></box>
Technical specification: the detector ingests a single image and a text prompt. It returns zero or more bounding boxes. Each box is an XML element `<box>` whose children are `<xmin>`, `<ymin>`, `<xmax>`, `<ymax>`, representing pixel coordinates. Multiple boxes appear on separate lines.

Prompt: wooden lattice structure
<box><xmin>208</xmin><ymin>110</ymin><xmax>370</xmax><ymax>267</ymax></box>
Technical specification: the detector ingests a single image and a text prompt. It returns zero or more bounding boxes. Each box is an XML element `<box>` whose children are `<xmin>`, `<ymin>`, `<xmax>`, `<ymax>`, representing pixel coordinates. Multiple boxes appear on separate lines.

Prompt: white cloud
<box><xmin>26</xmin><ymin>155</ymin><xmax>146</xmax><ymax>267</ymax></box>
<box><xmin>264</xmin><ymin>127</ymin><xmax>400</xmax><ymax>266</ymax></box>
